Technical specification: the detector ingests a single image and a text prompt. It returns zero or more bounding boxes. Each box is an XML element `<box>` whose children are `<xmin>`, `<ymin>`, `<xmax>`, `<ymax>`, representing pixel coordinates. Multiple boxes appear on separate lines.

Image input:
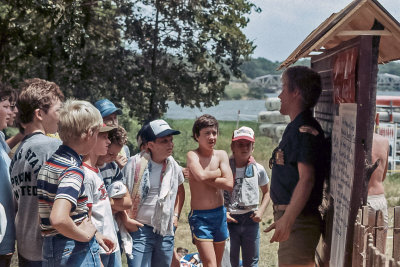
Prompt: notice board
<box><xmin>329</xmin><ymin>104</ymin><xmax>357</xmax><ymax>266</ymax></box>
<box><xmin>311</xmin><ymin>35</ymin><xmax>379</xmax><ymax>266</ymax></box>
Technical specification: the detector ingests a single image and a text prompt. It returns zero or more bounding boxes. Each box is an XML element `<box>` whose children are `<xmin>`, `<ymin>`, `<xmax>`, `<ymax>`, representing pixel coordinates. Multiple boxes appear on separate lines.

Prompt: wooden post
<box><xmin>362</xmin><ymin>206</ymin><xmax>369</xmax><ymax>225</ymax></box>
<box><xmin>366</xmin><ymin>234</ymin><xmax>374</xmax><ymax>267</ymax></box>
<box><xmin>353</xmin><ymin>222</ymin><xmax>360</xmax><ymax>266</ymax></box>
<box><xmin>375</xmin><ymin>210</ymin><xmax>386</xmax><ymax>253</ymax></box>
<box><xmin>360</xmin><ymin>225</ymin><xmax>367</xmax><ymax>266</ymax></box>
<box><xmin>394</xmin><ymin>207</ymin><xmax>400</xmax><ymax>261</ymax></box>
<box><xmin>367</xmin><ymin>243</ymin><xmax>374</xmax><ymax>267</ymax></box>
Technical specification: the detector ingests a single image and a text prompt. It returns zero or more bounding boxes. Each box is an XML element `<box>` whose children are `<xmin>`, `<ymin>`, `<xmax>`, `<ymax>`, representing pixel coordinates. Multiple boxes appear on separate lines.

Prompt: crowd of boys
<box><xmin>0</xmin><ymin>65</ymin><xmax>389</xmax><ymax>267</ymax></box>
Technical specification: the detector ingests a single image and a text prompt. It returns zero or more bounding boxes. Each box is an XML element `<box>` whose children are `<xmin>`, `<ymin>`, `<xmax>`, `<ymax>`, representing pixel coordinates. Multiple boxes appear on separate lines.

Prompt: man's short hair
<box><xmin>17</xmin><ymin>78</ymin><xmax>65</xmax><ymax>124</ymax></box>
<box><xmin>58</xmin><ymin>99</ymin><xmax>103</xmax><ymax>142</ymax></box>
<box><xmin>109</xmin><ymin>125</ymin><xmax>128</xmax><ymax>146</ymax></box>
<box><xmin>0</xmin><ymin>82</ymin><xmax>14</xmax><ymax>102</ymax></box>
<box><xmin>283</xmin><ymin>66</ymin><xmax>322</xmax><ymax>109</ymax></box>
<box><xmin>192</xmin><ymin>114</ymin><xmax>219</xmax><ymax>142</ymax></box>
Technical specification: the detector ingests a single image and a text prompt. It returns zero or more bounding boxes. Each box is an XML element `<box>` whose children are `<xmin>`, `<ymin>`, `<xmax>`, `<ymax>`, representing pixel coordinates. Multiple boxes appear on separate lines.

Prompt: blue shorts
<box><xmin>188</xmin><ymin>206</ymin><xmax>229</xmax><ymax>243</ymax></box>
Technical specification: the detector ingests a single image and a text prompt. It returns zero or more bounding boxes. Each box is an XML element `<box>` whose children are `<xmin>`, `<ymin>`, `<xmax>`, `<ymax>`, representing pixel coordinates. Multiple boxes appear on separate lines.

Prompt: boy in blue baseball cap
<box><xmin>94</xmin><ymin>99</ymin><xmax>122</xmax><ymax>126</ymax></box>
<box><xmin>94</xmin><ymin>99</ymin><xmax>129</xmax><ymax>168</ymax></box>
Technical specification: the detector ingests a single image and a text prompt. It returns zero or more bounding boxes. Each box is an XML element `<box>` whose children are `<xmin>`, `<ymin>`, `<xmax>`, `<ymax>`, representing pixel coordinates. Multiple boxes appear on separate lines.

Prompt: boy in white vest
<box><xmin>224</xmin><ymin>126</ymin><xmax>270</xmax><ymax>267</ymax></box>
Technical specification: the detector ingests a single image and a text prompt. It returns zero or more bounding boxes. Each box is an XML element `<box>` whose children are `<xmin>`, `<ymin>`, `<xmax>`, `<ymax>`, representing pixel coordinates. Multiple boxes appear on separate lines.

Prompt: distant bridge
<box><xmin>249</xmin><ymin>74</ymin><xmax>281</xmax><ymax>92</ymax></box>
<box><xmin>250</xmin><ymin>73</ymin><xmax>400</xmax><ymax>93</ymax></box>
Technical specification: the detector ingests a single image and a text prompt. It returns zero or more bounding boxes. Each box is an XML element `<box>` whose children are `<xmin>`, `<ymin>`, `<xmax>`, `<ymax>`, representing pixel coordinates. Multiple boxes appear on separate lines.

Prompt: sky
<box><xmin>243</xmin><ymin>0</ymin><xmax>400</xmax><ymax>62</ymax></box>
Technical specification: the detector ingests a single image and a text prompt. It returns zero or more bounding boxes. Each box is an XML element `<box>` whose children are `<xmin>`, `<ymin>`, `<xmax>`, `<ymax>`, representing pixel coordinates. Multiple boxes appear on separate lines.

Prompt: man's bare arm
<box><xmin>265</xmin><ymin>162</ymin><xmax>314</xmax><ymax>242</ymax></box>
<box><xmin>382</xmin><ymin>140</ymin><xmax>389</xmax><ymax>182</ymax></box>
<box><xmin>186</xmin><ymin>151</ymin><xmax>221</xmax><ymax>181</ymax></box>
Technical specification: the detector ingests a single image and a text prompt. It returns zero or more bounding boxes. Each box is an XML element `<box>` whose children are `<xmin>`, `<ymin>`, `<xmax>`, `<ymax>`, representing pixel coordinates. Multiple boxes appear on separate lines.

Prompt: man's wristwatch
<box><xmin>174</xmin><ymin>213</ymin><xmax>180</xmax><ymax>220</ymax></box>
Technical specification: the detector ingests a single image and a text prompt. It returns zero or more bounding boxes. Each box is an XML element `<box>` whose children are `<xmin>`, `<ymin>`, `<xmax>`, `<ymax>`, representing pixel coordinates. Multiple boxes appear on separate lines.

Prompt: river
<box><xmin>164</xmin><ymin>91</ymin><xmax>400</xmax><ymax>121</ymax></box>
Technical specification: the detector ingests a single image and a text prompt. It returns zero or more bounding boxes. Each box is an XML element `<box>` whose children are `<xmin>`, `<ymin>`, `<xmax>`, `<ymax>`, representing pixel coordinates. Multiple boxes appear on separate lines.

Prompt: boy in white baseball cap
<box><xmin>120</xmin><ymin>119</ymin><xmax>185</xmax><ymax>267</ymax></box>
<box><xmin>225</xmin><ymin>126</ymin><xmax>271</xmax><ymax>267</ymax></box>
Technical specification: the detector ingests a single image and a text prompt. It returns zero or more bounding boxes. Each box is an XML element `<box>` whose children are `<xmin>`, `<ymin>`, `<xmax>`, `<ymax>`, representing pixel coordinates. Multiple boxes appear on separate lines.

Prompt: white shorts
<box><xmin>367</xmin><ymin>194</ymin><xmax>388</xmax><ymax>226</ymax></box>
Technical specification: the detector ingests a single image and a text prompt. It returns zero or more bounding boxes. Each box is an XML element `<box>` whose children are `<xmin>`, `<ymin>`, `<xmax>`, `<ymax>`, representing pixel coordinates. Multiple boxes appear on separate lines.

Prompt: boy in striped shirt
<box><xmin>37</xmin><ymin>100</ymin><xmax>113</xmax><ymax>267</ymax></box>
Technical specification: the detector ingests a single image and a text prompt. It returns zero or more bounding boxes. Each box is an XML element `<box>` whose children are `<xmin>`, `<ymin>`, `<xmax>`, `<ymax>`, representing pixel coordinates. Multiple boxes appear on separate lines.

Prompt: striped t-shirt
<box><xmin>99</xmin><ymin>161</ymin><xmax>124</xmax><ymax>189</ymax></box>
<box><xmin>37</xmin><ymin>145</ymin><xmax>88</xmax><ymax>235</ymax></box>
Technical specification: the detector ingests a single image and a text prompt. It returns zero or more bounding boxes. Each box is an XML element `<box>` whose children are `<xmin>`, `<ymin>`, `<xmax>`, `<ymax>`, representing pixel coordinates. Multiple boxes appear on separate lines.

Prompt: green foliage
<box><xmin>378</xmin><ymin>61</ymin><xmax>400</xmax><ymax>76</ymax></box>
<box><xmin>1</xmin><ymin>0</ymin><xmax>260</xmax><ymax>121</ymax></box>
<box><xmin>384</xmin><ymin>173</ymin><xmax>400</xmax><ymax>207</ymax></box>
<box><xmin>223</xmin><ymin>81</ymin><xmax>248</xmax><ymax>100</ymax></box>
<box><xmin>239</xmin><ymin>57</ymin><xmax>312</xmax><ymax>79</ymax></box>
<box><xmin>247</xmin><ymin>86</ymin><xmax>265</xmax><ymax>99</ymax></box>
<box><xmin>239</xmin><ymin>57</ymin><xmax>282</xmax><ymax>79</ymax></box>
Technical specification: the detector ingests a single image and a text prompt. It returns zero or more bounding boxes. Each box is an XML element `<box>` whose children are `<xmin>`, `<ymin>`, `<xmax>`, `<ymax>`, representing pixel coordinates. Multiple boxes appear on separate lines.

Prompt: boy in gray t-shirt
<box><xmin>9</xmin><ymin>79</ymin><xmax>64</xmax><ymax>266</ymax></box>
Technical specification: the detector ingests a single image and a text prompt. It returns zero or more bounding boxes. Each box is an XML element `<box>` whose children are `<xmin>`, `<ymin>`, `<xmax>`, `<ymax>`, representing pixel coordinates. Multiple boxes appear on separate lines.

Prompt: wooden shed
<box><xmin>279</xmin><ymin>0</ymin><xmax>400</xmax><ymax>266</ymax></box>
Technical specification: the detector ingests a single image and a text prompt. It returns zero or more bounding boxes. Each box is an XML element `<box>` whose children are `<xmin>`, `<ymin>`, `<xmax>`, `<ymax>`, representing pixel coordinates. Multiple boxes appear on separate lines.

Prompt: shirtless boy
<box><xmin>368</xmin><ymin>133</ymin><xmax>389</xmax><ymax>251</ymax></box>
<box><xmin>186</xmin><ymin>114</ymin><xmax>233</xmax><ymax>267</ymax></box>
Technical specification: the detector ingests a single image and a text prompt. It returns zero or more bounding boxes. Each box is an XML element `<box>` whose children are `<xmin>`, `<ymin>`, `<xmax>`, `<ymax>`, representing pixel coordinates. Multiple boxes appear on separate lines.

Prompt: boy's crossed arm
<box><xmin>204</xmin><ymin>150</ymin><xmax>234</xmax><ymax>191</ymax></box>
<box><xmin>187</xmin><ymin>150</ymin><xmax>233</xmax><ymax>191</ymax></box>
<box><xmin>186</xmin><ymin>150</ymin><xmax>221</xmax><ymax>181</ymax></box>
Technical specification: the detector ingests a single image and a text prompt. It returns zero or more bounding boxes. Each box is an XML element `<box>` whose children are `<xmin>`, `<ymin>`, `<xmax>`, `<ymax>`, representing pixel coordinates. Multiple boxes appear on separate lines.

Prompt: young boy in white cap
<box><xmin>225</xmin><ymin>126</ymin><xmax>270</xmax><ymax>267</ymax></box>
<box><xmin>120</xmin><ymin>119</ymin><xmax>185</xmax><ymax>267</ymax></box>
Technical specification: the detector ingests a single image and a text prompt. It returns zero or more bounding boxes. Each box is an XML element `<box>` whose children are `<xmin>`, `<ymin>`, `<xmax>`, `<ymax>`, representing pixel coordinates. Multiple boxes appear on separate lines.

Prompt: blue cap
<box><xmin>94</xmin><ymin>99</ymin><xmax>122</xmax><ymax>118</ymax></box>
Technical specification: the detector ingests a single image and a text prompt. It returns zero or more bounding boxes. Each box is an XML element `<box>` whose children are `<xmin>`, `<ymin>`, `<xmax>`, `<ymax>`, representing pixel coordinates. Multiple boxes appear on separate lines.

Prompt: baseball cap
<box><xmin>232</xmin><ymin>126</ymin><xmax>255</xmax><ymax>142</ymax></box>
<box><xmin>141</xmin><ymin>119</ymin><xmax>180</xmax><ymax>142</ymax></box>
<box><xmin>99</xmin><ymin>123</ymin><xmax>117</xmax><ymax>133</ymax></box>
<box><xmin>94</xmin><ymin>99</ymin><xmax>122</xmax><ymax>118</ymax></box>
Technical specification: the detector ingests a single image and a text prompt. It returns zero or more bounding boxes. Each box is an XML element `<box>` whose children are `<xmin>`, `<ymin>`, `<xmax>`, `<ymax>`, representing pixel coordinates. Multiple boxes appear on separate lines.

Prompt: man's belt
<box><xmin>273</xmin><ymin>204</ymin><xmax>288</xmax><ymax>212</ymax></box>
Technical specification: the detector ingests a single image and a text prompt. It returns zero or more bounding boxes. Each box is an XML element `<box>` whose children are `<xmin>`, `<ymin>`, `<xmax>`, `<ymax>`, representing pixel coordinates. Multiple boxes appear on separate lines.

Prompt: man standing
<box><xmin>368</xmin><ymin>133</ymin><xmax>389</xmax><ymax>252</ymax></box>
<box><xmin>265</xmin><ymin>66</ymin><xmax>326</xmax><ymax>267</ymax></box>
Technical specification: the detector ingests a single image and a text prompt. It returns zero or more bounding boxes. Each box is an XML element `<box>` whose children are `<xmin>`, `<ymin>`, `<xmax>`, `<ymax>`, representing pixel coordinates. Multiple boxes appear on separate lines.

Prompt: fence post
<box><xmin>375</xmin><ymin>210</ymin><xmax>386</xmax><ymax>253</ymax></box>
<box><xmin>366</xmin><ymin>234</ymin><xmax>374</xmax><ymax>267</ymax></box>
<box><xmin>394</xmin><ymin>207</ymin><xmax>400</xmax><ymax>261</ymax></box>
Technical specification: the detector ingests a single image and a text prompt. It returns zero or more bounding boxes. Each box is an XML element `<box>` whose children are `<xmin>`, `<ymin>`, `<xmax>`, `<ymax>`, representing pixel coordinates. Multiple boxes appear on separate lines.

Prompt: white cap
<box><xmin>232</xmin><ymin>126</ymin><xmax>255</xmax><ymax>142</ymax></box>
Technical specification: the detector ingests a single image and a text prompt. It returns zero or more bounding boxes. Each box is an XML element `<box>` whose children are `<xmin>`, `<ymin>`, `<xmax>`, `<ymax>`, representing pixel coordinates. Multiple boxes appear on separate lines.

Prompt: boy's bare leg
<box><xmin>195</xmin><ymin>240</ymin><xmax>217</xmax><ymax>267</ymax></box>
<box><xmin>213</xmin><ymin>241</ymin><xmax>226</xmax><ymax>267</ymax></box>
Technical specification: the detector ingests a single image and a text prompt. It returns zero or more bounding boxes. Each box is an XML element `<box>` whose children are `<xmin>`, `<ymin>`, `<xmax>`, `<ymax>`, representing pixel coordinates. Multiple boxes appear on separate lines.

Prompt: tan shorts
<box><xmin>274</xmin><ymin>210</ymin><xmax>322</xmax><ymax>265</ymax></box>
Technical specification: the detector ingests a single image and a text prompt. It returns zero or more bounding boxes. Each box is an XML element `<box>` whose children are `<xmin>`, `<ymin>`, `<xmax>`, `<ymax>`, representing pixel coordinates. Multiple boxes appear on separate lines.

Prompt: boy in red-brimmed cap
<box><xmin>225</xmin><ymin>126</ymin><xmax>270</xmax><ymax>267</ymax></box>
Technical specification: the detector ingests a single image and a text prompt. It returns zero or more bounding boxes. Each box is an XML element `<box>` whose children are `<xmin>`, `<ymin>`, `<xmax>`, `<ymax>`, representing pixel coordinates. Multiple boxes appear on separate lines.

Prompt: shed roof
<box><xmin>279</xmin><ymin>0</ymin><xmax>400</xmax><ymax>69</ymax></box>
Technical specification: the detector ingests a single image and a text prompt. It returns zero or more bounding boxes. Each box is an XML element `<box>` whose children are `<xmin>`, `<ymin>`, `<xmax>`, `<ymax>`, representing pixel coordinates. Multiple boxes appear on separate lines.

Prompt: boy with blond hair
<box><xmin>37</xmin><ymin>99</ymin><xmax>113</xmax><ymax>266</ymax></box>
<box><xmin>82</xmin><ymin>124</ymin><xmax>120</xmax><ymax>266</ymax></box>
<box><xmin>187</xmin><ymin>114</ymin><xmax>234</xmax><ymax>267</ymax></box>
<box><xmin>225</xmin><ymin>126</ymin><xmax>270</xmax><ymax>267</ymax></box>
<box><xmin>10</xmin><ymin>78</ymin><xmax>64</xmax><ymax>267</ymax></box>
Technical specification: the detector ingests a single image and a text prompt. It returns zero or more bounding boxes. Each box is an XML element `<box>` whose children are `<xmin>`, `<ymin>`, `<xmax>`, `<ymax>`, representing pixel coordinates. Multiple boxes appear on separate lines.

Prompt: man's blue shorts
<box><xmin>188</xmin><ymin>205</ymin><xmax>229</xmax><ymax>243</ymax></box>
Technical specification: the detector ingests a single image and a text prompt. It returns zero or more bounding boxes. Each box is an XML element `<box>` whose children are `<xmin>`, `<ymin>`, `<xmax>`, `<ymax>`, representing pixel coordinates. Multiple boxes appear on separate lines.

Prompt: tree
<box><xmin>1</xmin><ymin>0</ymin><xmax>260</xmax><ymax>121</ymax></box>
<box><xmin>110</xmin><ymin>0</ymin><xmax>260</xmax><ymax>120</ymax></box>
